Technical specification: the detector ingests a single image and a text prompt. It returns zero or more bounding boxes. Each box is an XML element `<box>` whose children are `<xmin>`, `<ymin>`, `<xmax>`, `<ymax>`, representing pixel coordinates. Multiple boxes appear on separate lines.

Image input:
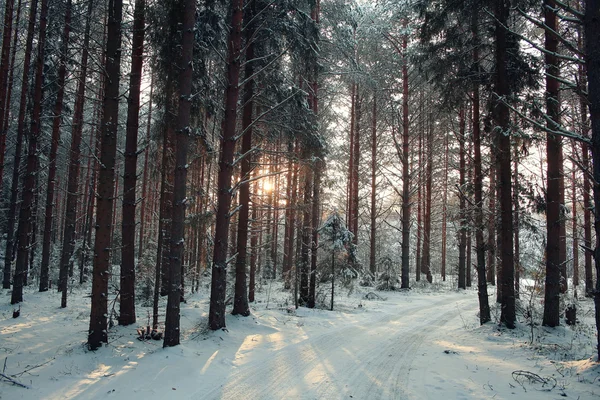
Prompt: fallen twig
<box><xmin>13</xmin><ymin>358</ymin><xmax>54</xmax><ymax>377</ymax></box>
<box><xmin>512</xmin><ymin>370</ymin><xmax>557</xmax><ymax>392</ymax></box>
<box><xmin>0</xmin><ymin>372</ymin><xmax>30</xmax><ymax>389</ymax></box>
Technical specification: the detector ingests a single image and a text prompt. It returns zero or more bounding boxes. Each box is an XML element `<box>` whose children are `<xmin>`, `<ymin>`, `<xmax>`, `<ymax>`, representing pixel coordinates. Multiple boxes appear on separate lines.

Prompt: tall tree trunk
<box><xmin>416</xmin><ymin>92</ymin><xmax>423</xmax><ymax>282</ymax></box>
<box><xmin>232</xmin><ymin>0</ymin><xmax>255</xmax><ymax>317</ymax></box>
<box><xmin>543</xmin><ymin>0</ymin><xmax>562</xmax><ymax>328</ymax></box>
<box><xmin>309</xmin><ymin>160</ymin><xmax>322</xmax><ymax>309</ymax></box>
<box><xmin>580</xmin><ymin>50</ymin><xmax>594</xmax><ymax>298</ymax></box>
<box><xmin>40</xmin><ymin>0</ymin><xmax>72</xmax><ymax>293</ymax></box>
<box><xmin>441</xmin><ymin>129</ymin><xmax>448</xmax><ymax>282</ymax></box>
<box><xmin>88</xmin><ymin>0</ymin><xmax>123</xmax><ymax>350</ymax></box>
<box><xmin>494</xmin><ymin>0</ymin><xmax>515</xmax><ymax>329</ymax></box>
<box><xmin>514</xmin><ymin>142</ymin><xmax>520</xmax><ymax>298</ymax></box>
<box><xmin>163</xmin><ymin>0</ymin><xmax>195</xmax><ymax>347</ymax></box>
<box><xmin>583</xmin><ymin>0</ymin><xmax>600</xmax><ymax>361</ymax></box>
<box><xmin>487</xmin><ymin>154</ymin><xmax>496</xmax><ymax>285</ymax></box>
<box><xmin>249</xmin><ymin>178</ymin><xmax>259</xmax><ymax>303</ymax></box>
<box><xmin>351</xmin><ymin>88</ymin><xmax>361</xmax><ymax>244</ymax></box>
<box><xmin>421</xmin><ymin>110</ymin><xmax>433</xmax><ymax>283</ymax></box>
<box><xmin>59</xmin><ymin>1</ymin><xmax>96</xmax><ymax>296</ymax></box>
<box><xmin>299</xmin><ymin>147</ymin><xmax>313</xmax><ymax>306</ymax></box>
<box><xmin>369</xmin><ymin>94</ymin><xmax>377</xmax><ymax>275</ymax></box>
<box><xmin>138</xmin><ymin>75</ymin><xmax>153</xmax><ymax>256</ymax></box>
<box><xmin>472</xmin><ymin>14</ymin><xmax>490</xmax><ymax>322</ymax></box>
<box><xmin>347</xmin><ymin>83</ymin><xmax>355</xmax><ymax>229</ymax></box>
<box><xmin>119</xmin><ymin>0</ymin><xmax>145</xmax><ymax>327</ymax></box>
<box><xmin>12</xmin><ymin>0</ymin><xmax>49</xmax><ymax>305</ymax></box>
<box><xmin>400</xmin><ymin>33</ymin><xmax>410</xmax><ymax>289</ymax></box>
<box><xmin>571</xmin><ymin>141</ymin><xmax>579</xmax><ymax>294</ymax></box>
<box><xmin>2</xmin><ymin>0</ymin><xmax>38</xmax><ymax>290</ymax></box>
<box><xmin>458</xmin><ymin>106</ymin><xmax>467</xmax><ymax>290</ymax></box>
<box><xmin>208</xmin><ymin>0</ymin><xmax>244</xmax><ymax>330</ymax></box>
<box><xmin>283</xmin><ymin>141</ymin><xmax>295</xmax><ymax>288</ymax></box>
<box><xmin>0</xmin><ymin>0</ymin><xmax>15</xmax><ymax>191</ymax></box>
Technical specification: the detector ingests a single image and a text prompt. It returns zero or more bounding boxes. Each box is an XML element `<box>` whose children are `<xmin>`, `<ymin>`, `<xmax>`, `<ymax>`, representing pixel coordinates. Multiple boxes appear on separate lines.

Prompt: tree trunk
<box><xmin>583</xmin><ymin>0</ymin><xmax>600</xmax><ymax>361</ymax></box>
<box><xmin>88</xmin><ymin>0</ymin><xmax>123</xmax><ymax>350</ymax></box>
<box><xmin>12</xmin><ymin>0</ymin><xmax>49</xmax><ymax>305</ymax></box>
<box><xmin>458</xmin><ymin>106</ymin><xmax>467</xmax><ymax>290</ymax></box>
<box><xmin>571</xmin><ymin>141</ymin><xmax>579</xmax><ymax>294</ymax></box>
<box><xmin>299</xmin><ymin>147</ymin><xmax>313</xmax><ymax>306</ymax></box>
<box><xmin>472</xmin><ymin>16</ymin><xmax>490</xmax><ymax>322</ymax></box>
<box><xmin>514</xmin><ymin>142</ymin><xmax>520</xmax><ymax>298</ymax></box>
<box><xmin>138</xmin><ymin>75</ymin><xmax>153</xmax><ymax>257</ymax></box>
<box><xmin>401</xmin><ymin>33</ymin><xmax>410</xmax><ymax>289</ymax></box>
<box><xmin>163</xmin><ymin>0</ymin><xmax>195</xmax><ymax>347</ymax></box>
<box><xmin>209</xmin><ymin>0</ymin><xmax>244</xmax><ymax>330</ymax></box>
<box><xmin>543</xmin><ymin>0</ymin><xmax>562</xmax><ymax>328</ymax></box>
<box><xmin>421</xmin><ymin>110</ymin><xmax>433</xmax><ymax>283</ymax></box>
<box><xmin>441</xmin><ymin>129</ymin><xmax>448</xmax><ymax>282</ymax></box>
<box><xmin>0</xmin><ymin>0</ymin><xmax>15</xmax><ymax>191</ymax></box>
<box><xmin>232</xmin><ymin>0</ymin><xmax>255</xmax><ymax>317</ymax></box>
<box><xmin>119</xmin><ymin>0</ymin><xmax>145</xmax><ymax>327</ymax></box>
<box><xmin>40</xmin><ymin>0</ymin><xmax>72</xmax><ymax>293</ymax></box>
<box><xmin>369</xmin><ymin>94</ymin><xmax>377</xmax><ymax>275</ymax></box>
<box><xmin>494</xmin><ymin>0</ymin><xmax>515</xmax><ymax>329</ymax></box>
<box><xmin>2</xmin><ymin>0</ymin><xmax>38</xmax><ymax>290</ymax></box>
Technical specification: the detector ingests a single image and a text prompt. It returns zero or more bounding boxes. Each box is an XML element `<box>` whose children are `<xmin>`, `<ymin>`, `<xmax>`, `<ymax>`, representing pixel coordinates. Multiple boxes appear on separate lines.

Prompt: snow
<box><xmin>1</xmin><ymin>283</ymin><xmax>599</xmax><ymax>399</ymax></box>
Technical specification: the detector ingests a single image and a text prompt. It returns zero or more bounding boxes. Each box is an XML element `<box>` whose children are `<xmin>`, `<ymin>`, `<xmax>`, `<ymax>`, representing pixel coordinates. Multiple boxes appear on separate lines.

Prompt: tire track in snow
<box><xmin>201</xmin><ymin>294</ymin><xmax>471</xmax><ymax>400</ymax></box>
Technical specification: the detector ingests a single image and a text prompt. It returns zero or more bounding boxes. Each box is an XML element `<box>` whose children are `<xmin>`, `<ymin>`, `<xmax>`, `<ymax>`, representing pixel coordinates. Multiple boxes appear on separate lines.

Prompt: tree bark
<box><xmin>12</xmin><ymin>0</ymin><xmax>49</xmax><ymax>305</ymax></box>
<box><xmin>401</xmin><ymin>33</ymin><xmax>410</xmax><ymax>289</ymax></box>
<box><xmin>209</xmin><ymin>0</ymin><xmax>244</xmax><ymax>330</ymax></box>
<box><xmin>163</xmin><ymin>0</ymin><xmax>195</xmax><ymax>347</ymax></box>
<box><xmin>494</xmin><ymin>0</ymin><xmax>515</xmax><ymax>329</ymax></box>
<box><xmin>119</xmin><ymin>0</ymin><xmax>145</xmax><ymax>326</ymax></box>
<box><xmin>40</xmin><ymin>0</ymin><xmax>72</xmax><ymax>293</ymax></box>
<box><xmin>88</xmin><ymin>0</ymin><xmax>123</xmax><ymax>350</ymax></box>
<box><xmin>369</xmin><ymin>94</ymin><xmax>377</xmax><ymax>275</ymax></box>
<box><xmin>583</xmin><ymin>0</ymin><xmax>600</xmax><ymax>361</ymax></box>
<box><xmin>0</xmin><ymin>0</ymin><xmax>14</xmax><ymax>191</ymax></box>
<box><xmin>232</xmin><ymin>0</ymin><xmax>256</xmax><ymax>317</ymax></box>
<box><xmin>472</xmin><ymin>15</ymin><xmax>490</xmax><ymax>322</ymax></box>
<box><xmin>458</xmin><ymin>106</ymin><xmax>467</xmax><ymax>290</ymax></box>
<box><xmin>543</xmin><ymin>0</ymin><xmax>562</xmax><ymax>328</ymax></box>
<box><xmin>420</xmin><ymin>110</ymin><xmax>433</xmax><ymax>283</ymax></box>
<box><xmin>2</xmin><ymin>0</ymin><xmax>37</xmax><ymax>290</ymax></box>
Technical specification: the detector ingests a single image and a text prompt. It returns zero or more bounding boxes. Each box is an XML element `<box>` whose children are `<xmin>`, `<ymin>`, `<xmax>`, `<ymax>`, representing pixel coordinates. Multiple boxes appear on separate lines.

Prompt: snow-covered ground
<box><xmin>1</xmin><ymin>281</ymin><xmax>599</xmax><ymax>399</ymax></box>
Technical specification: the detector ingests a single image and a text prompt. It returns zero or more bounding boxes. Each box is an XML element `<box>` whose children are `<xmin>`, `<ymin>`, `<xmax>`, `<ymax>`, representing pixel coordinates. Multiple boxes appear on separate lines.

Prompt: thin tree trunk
<box><xmin>458</xmin><ymin>106</ymin><xmax>467</xmax><ymax>290</ymax></box>
<box><xmin>12</xmin><ymin>0</ymin><xmax>49</xmax><ymax>305</ymax></box>
<box><xmin>472</xmin><ymin>15</ymin><xmax>490</xmax><ymax>322</ymax></box>
<box><xmin>571</xmin><ymin>141</ymin><xmax>578</xmax><ymax>294</ymax></box>
<box><xmin>2</xmin><ymin>0</ymin><xmax>38</xmax><ymax>290</ymax></box>
<box><xmin>119</xmin><ymin>0</ymin><xmax>145</xmax><ymax>326</ymax></box>
<box><xmin>421</xmin><ymin>110</ymin><xmax>433</xmax><ymax>283</ymax></box>
<box><xmin>514</xmin><ymin>142</ymin><xmax>520</xmax><ymax>298</ymax></box>
<box><xmin>369</xmin><ymin>94</ymin><xmax>377</xmax><ymax>275</ymax></box>
<box><xmin>299</xmin><ymin>147</ymin><xmax>313</xmax><ymax>306</ymax></box>
<box><xmin>138</xmin><ymin>75</ymin><xmax>153</xmax><ymax>256</ymax></box>
<box><xmin>401</xmin><ymin>33</ymin><xmax>410</xmax><ymax>289</ymax></box>
<box><xmin>40</xmin><ymin>0</ymin><xmax>72</xmax><ymax>292</ymax></box>
<box><xmin>232</xmin><ymin>0</ymin><xmax>255</xmax><ymax>317</ymax></box>
<box><xmin>0</xmin><ymin>0</ymin><xmax>15</xmax><ymax>191</ymax></box>
<box><xmin>494</xmin><ymin>0</ymin><xmax>515</xmax><ymax>329</ymax></box>
<box><xmin>441</xmin><ymin>129</ymin><xmax>448</xmax><ymax>282</ymax></box>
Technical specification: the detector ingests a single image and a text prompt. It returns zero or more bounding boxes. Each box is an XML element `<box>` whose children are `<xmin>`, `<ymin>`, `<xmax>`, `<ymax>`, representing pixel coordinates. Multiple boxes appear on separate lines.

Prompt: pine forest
<box><xmin>1</xmin><ymin>0</ymin><xmax>600</xmax><ymax>398</ymax></box>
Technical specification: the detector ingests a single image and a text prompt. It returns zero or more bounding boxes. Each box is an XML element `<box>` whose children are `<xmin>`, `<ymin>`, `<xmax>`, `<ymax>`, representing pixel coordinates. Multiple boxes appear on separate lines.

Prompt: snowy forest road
<box><xmin>201</xmin><ymin>293</ymin><xmax>474</xmax><ymax>400</ymax></box>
